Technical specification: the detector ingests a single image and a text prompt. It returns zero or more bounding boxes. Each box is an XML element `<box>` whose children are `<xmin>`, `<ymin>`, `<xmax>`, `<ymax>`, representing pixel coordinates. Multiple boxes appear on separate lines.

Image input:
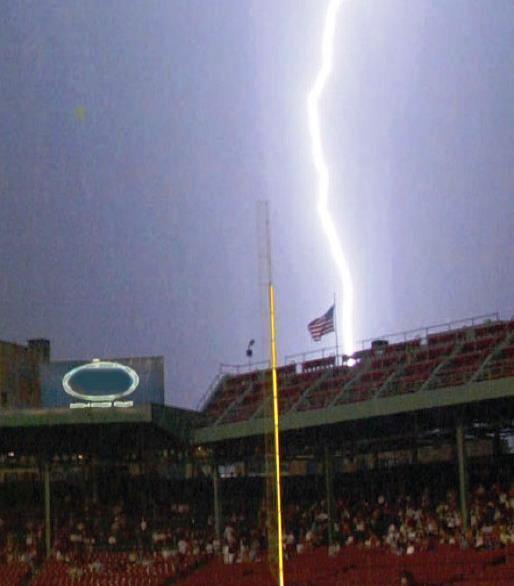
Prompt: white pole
<box><xmin>333</xmin><ymin>292</ymin><xmax>340</xmax><ymax>364</ymax></box>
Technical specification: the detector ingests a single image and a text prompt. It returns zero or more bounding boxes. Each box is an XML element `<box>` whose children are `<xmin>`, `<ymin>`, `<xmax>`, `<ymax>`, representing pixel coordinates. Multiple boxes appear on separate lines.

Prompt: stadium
<box><xmin>2</xmin><ymin>1</ymin><xmax>514</xmax><ymax>585</ymax></box>
<box><xmin>1</xmin><ymin>312</ymin><xmax>514</xmax><ymax>585</ymax></box>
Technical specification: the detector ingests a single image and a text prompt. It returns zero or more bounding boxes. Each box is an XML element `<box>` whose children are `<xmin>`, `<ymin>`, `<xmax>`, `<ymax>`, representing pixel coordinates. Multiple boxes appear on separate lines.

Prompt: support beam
<box><xmin>412</xmin><ymin>414</ymin><xmax>419</xmax><ymax>466</ymax></box>
<box><xmin>43</xmin><ymin>462</ymin><xmax>51</xmax><ymax>559</ymax></box>
<box><xmin>91</xmin><ymin>461</ymin><xmax>99</xmax><ymax>505</ymax></box>
<box><xmin>212</xmin><ymin>461</ymin><xmax>222</xmax><ymax>542</ymax></box>
<box><xmin>493</xmin><ymin>427</ymin><xmax>501</xmax><ymax>459</ymax></box>
<box><xmin>324</xmin><ymin>445</ymin><xmax>335</xmax><ymax>547</ymax></box>
<box><xmin>456</xmin><ymin>422</ymin><xmax>469</xmax><ymax>531</ymax></box>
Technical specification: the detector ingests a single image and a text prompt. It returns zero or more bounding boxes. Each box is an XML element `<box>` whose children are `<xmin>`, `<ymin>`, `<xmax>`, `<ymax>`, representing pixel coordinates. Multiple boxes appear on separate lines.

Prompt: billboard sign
<box><xmin>41</xmin><ymin>356</ymin><xmax>164</xmax><ymax>408</ymax></box>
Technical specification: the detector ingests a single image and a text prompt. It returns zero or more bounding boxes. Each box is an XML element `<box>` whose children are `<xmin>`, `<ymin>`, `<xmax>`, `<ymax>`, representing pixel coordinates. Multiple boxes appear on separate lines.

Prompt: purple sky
<box><xmin>1</xmin><ymin>1</ymin><xmax>513</xmax><ymax>408</ymax></box>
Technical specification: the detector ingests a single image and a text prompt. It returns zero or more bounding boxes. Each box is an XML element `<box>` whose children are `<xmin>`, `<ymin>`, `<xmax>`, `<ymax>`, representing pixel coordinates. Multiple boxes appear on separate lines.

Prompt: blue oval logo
<box><xmin>62</xmin><ymin>360</ymin><xmax>139</xmax><ymax>402</ymax></box>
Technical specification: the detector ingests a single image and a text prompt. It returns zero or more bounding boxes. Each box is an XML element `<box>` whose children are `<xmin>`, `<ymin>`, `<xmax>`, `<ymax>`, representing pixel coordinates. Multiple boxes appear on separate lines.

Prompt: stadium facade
<box><xmin>1</xmin><ymin>313</ymin><xmax>514</xmax><ymax>583</ymax></box>
<box><xmin>0</xmin><ymin>338</ymin><xmax>50</xmax><ymax>409</ymax></box>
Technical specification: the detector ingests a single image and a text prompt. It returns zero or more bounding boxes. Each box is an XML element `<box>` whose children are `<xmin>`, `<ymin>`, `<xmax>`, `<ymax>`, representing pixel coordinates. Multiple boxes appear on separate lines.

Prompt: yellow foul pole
<box><xmin>268</xmin><ymin>283</ymin><xmax>285</xmax><ymax>586</ymax></box>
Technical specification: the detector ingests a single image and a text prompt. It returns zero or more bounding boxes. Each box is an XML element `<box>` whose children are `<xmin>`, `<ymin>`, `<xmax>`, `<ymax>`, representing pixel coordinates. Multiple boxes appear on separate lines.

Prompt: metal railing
<box><xmin>357</xmin><ymin>312</ymin><xmax>499</xmax><ymax>349</ymax></box>
<box><xmin>196</xmin><ymin>372</ymin><xmax>226</xmax><ymax>411</ymax></box>
<box><xmin>218</xmin><ymin>359</ymin><xmax>270</xmax><ymax>375</ymax></box>
<box><xmin>285</xmin><ymin>345</ymin><xmax>339</xmax><ymax>366</ymax></box>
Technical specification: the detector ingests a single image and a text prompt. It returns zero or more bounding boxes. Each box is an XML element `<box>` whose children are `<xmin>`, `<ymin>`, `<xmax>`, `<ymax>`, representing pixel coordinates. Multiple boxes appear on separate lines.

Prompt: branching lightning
<box><xmin>308</xmin><ymin>0</ymin><xmax>354</xmax><ymax>356</ymax></box>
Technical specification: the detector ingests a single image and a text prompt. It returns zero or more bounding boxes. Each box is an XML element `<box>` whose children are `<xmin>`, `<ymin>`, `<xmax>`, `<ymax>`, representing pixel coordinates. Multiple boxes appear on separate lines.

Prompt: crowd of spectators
<box><xmin>0</xmin><ymin>500</ymin><xmax>215</xmax><ymax>581</ymax></box>
<box><xmin>217</xmin><ymin>481</ymin><xmax>514</xmax><ymax>563</ymax></box>
<box><xmin>330</xmin><ymin>482</ymin><xmax>513</xmax><ymax>554</ymax></box>
<box><xmin>1</xmin><ymin>480</ymin><xmax>514</xmax><ymax>577</ymax></box>
<box><xmin>0</xmin><ymin>515</ymin><xmax>44</xmax><ymax>567</ymax></box>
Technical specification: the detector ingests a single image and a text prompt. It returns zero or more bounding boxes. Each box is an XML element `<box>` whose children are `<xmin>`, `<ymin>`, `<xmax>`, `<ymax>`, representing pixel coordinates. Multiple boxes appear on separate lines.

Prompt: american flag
<box><xmin>308</xmin><ymin>304</ymin><xmax>335</xmax><ymax>341</ymax></box>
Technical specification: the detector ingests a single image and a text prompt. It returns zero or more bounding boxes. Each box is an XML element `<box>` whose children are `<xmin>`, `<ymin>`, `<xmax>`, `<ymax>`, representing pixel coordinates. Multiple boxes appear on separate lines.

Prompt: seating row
<box><xmin>176</xmin><ymin>546</ymin><xmax>514</xmax><ymax>586</ymax></box>
<box><xmin>202</xmin><ymin>320</ymin><xmax>514</xmax><ymax>424</ymax></box>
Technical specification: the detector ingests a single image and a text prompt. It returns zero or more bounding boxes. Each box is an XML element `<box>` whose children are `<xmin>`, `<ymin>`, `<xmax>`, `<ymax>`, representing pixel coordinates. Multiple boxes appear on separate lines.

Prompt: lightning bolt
<box><xmin>308</xmin><ymin>0</ymin><xmax>354</xmax><ymax>356</ymax></box>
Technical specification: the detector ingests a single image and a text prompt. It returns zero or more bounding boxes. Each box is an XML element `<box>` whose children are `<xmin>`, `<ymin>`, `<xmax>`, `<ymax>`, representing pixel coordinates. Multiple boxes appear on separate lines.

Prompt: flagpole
<box><xmin>333</xmin><ymin>292</ymin><xmax>340</xmax><ymax>365</ymax></box>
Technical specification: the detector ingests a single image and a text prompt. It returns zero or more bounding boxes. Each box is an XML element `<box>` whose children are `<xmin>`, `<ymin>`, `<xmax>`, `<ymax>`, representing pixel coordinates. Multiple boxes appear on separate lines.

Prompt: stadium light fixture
<box><xmin>246</xmin><ymin>339</ymin><xmax>255</xmax><ymax>359</ymax></box>
<box><xmin>308</xmin><ymin>0</ymin><xmax>355</xmax><ymax>356</ymax></box>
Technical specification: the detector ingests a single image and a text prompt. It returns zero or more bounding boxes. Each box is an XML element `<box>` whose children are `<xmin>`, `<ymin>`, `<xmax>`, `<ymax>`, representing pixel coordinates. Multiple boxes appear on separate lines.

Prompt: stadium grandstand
<box><xmin>1</xmin><ymin>313</ymin><xmax>514</xmax><ymax>585</ymax></box>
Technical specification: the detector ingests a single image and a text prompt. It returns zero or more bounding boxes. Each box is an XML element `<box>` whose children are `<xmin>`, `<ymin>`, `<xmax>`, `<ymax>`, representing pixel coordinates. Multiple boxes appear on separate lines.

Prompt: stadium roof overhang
<box><xmin>193</xmin><ymin>377</ymin><xmax>514</xmax><ymax>450</ymax></box>
<box><xmin>0</xmin><ymin>404</ymin><xmax>203</xmax><ymax>457</ymax></box>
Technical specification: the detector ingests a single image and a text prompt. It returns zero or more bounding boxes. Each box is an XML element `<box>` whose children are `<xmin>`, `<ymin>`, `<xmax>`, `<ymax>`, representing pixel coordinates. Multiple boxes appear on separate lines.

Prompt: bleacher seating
<box><xmin>201</xmin><ymin>318</ymin><xmax>514</xmax><ymax>425</ymax></box>
<box><xmin>32</xmin><ymin>551</ymin><xmax>205</xmax><ymax>586</ymax></box>
<box><xmin>0</xmin><ymin>562</ymin><xmax>30</xmax><ymax>585</ymax></box>
<box><xmin>296</xmin><ymin>365</ymin><xmax>352</xmax><ymax>410</ymax></box>
<box><xmin>174</xmin><ymin>546</ymin><xmax>514</xmax><ymax>586</ymax></box>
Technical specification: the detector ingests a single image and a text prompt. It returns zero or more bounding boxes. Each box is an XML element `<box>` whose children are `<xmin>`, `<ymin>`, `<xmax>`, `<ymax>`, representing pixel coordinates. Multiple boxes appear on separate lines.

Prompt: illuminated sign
<box><xmin>41</xmin><ymin>356</ymin><xmax>165</xmax><ymax>409</ymax></box>
<box><xmin>62</xmin><ymin>359</ymin><xmax>139</xmax><ymax>408</ymax></box>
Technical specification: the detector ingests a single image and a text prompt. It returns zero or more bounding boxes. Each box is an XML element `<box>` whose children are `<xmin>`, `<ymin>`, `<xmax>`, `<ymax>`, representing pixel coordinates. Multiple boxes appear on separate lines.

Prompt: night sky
<box><xmin>1</xmin><ymin>1</ymin><xmax>513</xmax><ymax>409</ymax></box>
